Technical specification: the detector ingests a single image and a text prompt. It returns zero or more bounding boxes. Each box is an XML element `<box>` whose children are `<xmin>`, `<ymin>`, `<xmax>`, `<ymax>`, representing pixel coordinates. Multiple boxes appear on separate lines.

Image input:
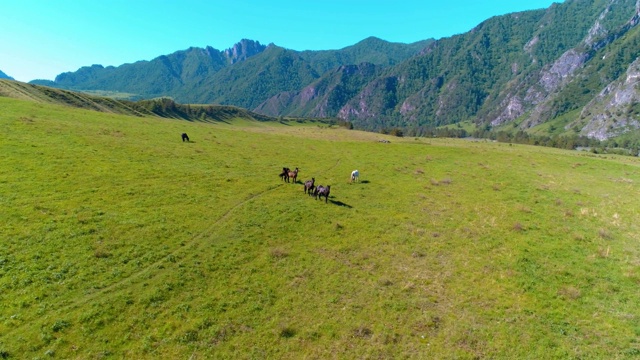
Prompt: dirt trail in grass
<box><xmin>93</xmin><ymin>184</ymin><xmax>285</xmax><ymax>300</ymax></box>
<box><xmin>81</xmin><ymin>158</ymin><xmax>341</xmax><ymax>303</ymax></box>
<box><xmin>7</xmin><ymin>159</ymin><xmax>344</xmax><ymax>328</ymax></box>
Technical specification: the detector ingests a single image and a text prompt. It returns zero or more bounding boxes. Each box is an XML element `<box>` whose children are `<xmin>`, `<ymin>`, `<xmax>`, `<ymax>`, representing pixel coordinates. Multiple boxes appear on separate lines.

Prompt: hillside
<box><xmin>31</xmin><ymin>38</ymin><xmax>431</xmax><ymax>107</ymax></box>
<box><xmin>255</xmin><ymin>62</ymin><xmax>380</xmax><ymax>118</ymax></box>
<box><xmin>297</xmin><ymin>36</ymin><xmax>433</xmax><ymax>74</ymax></box>
<box><xmin>29</xmin><ymin>39</ymin><xmax>268</xmax><ymax>101</ymax></box>
<box><xmin>0</xmin><ymin>79</ymin><xmax>277</xmax><ymax>123</ymax></box>
<box><xmin>330</xmin><ymin>0</ymin><xmax>640</xmax><ymax>140</ymax></box>
<box><xmin>1</xmin><ymin>96</ymin><xmax>640</xmax><ymax>358</ymax></box>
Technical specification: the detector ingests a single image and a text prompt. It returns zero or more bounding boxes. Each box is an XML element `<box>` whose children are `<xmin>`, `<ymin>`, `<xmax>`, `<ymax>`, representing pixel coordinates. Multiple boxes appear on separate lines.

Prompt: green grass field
<box><xmin>1</xmin><ymin>96</ymin><xmax>640</xmax><ymax>359</ymax></box>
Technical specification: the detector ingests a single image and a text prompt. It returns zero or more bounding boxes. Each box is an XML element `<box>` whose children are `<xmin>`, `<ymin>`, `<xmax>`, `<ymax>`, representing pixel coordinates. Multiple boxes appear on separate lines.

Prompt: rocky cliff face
<box><xmin>573</xmin><ymin>57</ymin><xmax>640</xmax><ymax>140</ymax></box>
<box><xmin>517</xmin><ymin>48</ymin><xmax>591</xmax><ymax>129</ymax></box>
<box><xmin>482</xmin><ymin>0</ymin><xmax>640</xmax><ymax>137</ymax></box>
<box><xmin>223</xmin><ymin>39</ymin><xmax>267</xmax><ymax>64</ymax></box>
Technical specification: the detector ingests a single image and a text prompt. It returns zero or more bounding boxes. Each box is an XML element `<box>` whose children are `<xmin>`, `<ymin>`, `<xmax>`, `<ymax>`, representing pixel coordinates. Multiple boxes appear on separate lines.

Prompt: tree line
<box><xmin>335</xmin><ymin>119</ymin><xmax>640</xmax><ymax>156</ymax></box>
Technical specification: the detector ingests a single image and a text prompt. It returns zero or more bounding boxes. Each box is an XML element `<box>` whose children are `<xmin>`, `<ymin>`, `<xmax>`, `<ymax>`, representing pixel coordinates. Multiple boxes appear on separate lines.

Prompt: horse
<box><xmin>315</xmin><ymin>185</ymin><xmax>331</xmax><ymax>203</ymax></box>
<box><xmin>181</xmin><ymin>133</ymin><xmax>190</xmax><ymax>142</ymax></box>
<box><xmin>350</xmin><ymin>169</ymin><xmax>359</xmax><ymax>183</ymax></box>
<box><xmin>287</xmin><ymin>167</ymin><xmax>299</xmax><ymax>183</ymax></box>
<box><xmin>279</xmin><ymin>167</ymin><xmax>290</xmax><ymax>182</ymax></box>
<box><xmin>303</xmin><ymin>178</ymin><xmax>315</xmax><ymax>195</ymax></box>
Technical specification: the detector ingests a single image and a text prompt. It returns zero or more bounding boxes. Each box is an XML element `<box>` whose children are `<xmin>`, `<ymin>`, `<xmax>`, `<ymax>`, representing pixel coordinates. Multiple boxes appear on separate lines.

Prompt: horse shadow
<box><xmin>360</xmin><ymin>180</ymin><xmax>370</xmax><ymax>184</ymax></box>
<box><xmin>330</xmin><ymin>199</ymin><xmax>352</xmax><ymax>208</ymax></box>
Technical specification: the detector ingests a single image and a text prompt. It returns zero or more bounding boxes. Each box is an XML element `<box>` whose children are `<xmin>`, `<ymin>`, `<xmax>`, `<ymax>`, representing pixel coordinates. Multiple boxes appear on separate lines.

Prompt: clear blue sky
<box><xmin>1</xmin><ymin>0</ymin><xmax>563</xmax><ymax>82</ymax></box>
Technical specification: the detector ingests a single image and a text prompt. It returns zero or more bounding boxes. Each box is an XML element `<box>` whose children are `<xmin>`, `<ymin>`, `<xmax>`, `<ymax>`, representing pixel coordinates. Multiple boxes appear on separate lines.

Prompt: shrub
<box><xmin>52</xmin><ymin>320</ymin><xmax>70</xmax><ymax>332</ymax></box>
<box><xmin>280</xmin><ymin>326</ymin><xmax>296</xmax><ymax>338</ymax></box>
<box><xmin>390</xmin><ymin>128</ymin><xmax>404</xmax><ymax>137</ymax></box>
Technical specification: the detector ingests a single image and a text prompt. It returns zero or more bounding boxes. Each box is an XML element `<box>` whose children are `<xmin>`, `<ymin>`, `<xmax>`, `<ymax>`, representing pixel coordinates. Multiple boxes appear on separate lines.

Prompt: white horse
<box><xmin>350</xmin><ymin>169</ymin><xmax>359</xmax><ymax>183</ymax></box>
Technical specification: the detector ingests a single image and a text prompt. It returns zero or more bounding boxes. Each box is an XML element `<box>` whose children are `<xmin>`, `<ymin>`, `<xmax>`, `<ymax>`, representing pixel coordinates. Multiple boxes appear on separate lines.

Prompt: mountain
<box><xmin>31</xmin><ymin>39</ymin><xmax>268</xmax><ymax>100</ymax></box>
<box><xmin>332</xmin><ymin>0</ymin><xmax>640</xmax><ymax>140</ymax></box>
<box><xmin>255</xmin><ymin>62</ymin><xmax>380</xmax><ymax>118</ymax></box>
<box><xmin>32</xmin><ymin>38</ymin><xmax>431</xmax><ymax>107</ymax></box>
<box><xmin>297</xmin><ymin>36</ymin><xmax>433</xmax><ymax>74</ymax></box>
<box><xmin>30</xmin><ymin>0</ymin><xmax>640</xmax><ymax>140</ymax></box>
<box><xmin>187</xmin><ymin>45</ymin><xmax>322</xmax><ymax>110</ymax></box>
<box><xmin>0</xmin><ymin>70</ymin><xmax>14</xmax><ymax>80</ymax></box>
<box><xmin>257</xmin><ymin>0</ymin><xmax>640</xmax><ymax>140</ymax></box>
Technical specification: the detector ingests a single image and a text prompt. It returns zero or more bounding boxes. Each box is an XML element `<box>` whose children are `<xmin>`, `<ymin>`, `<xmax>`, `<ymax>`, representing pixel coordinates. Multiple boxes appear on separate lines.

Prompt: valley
<box><xmin>1</xmin><ymin>96</ymin><xmax>639</xmax><ymax>358</ymax></box>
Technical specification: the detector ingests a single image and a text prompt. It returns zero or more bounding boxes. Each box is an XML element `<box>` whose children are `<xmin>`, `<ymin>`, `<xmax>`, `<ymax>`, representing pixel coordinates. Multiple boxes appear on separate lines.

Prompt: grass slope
<box><xmin>0</xmin><ymin>79</ymin><xmax>286</xmax><ymax>125</ymax></box>
<box><xmin>1</xmin><ymin>97</ymin><xmax>640</xmax><ymax>359</ymax></box>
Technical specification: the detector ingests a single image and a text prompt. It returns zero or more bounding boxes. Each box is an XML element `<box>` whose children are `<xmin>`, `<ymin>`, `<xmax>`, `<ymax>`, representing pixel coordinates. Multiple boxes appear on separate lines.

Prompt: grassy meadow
<box><xmin>1</xmin><ymin>96</ymin><xmax>640</xmax><ymax>359</ymax></box>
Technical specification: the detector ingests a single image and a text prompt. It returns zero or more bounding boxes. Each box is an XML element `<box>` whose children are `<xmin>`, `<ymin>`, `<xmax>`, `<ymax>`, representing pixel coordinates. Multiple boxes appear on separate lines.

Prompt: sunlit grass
<box><xmin>1</xmin><ymin>97</ymin><xmax>640</xmax><ymax>358</ymax></box>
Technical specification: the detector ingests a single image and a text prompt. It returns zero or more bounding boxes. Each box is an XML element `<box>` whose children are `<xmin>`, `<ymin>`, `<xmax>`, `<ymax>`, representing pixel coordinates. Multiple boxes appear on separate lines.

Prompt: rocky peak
<box><xmin>224</xmin><ymin>39</ymin><xmax>267</xmax><ymax>64</ymax></box>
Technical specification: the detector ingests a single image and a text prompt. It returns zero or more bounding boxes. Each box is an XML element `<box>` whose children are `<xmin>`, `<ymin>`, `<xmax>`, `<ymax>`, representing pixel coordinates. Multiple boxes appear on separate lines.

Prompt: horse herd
<box><xmin>279</xmin><ymin>167</ymin><xmax>332</xmax><ymax>203</ymax></box>
<box><xmin>181</xmin><ymin>134</ymin><xmax>357</xmax><ymax>204</ymax></box>
<box><xmin>278</xmin><ymin>167</ymin><xmax>360</xmax><ymax>203</ymax></box>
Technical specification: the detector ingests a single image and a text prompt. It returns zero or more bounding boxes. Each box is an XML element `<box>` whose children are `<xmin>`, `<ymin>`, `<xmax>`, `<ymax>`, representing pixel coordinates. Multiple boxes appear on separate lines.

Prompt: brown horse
<box><xmin>287</xmin><ymin>167</ymin><xmax>299</xmax><ymax>183</ymax></box>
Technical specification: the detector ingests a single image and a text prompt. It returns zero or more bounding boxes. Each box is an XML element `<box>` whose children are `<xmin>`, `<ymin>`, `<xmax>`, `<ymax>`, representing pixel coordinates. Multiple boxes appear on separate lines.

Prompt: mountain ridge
<box><xmin>29</xmin><ymin>37</ymin><xmax>433</xmax><ymax>107</ymax></box>
<box><xmin>27</xmin><ymin>0</ymin><xmax>640</xmax><ymax>140</ymax></box>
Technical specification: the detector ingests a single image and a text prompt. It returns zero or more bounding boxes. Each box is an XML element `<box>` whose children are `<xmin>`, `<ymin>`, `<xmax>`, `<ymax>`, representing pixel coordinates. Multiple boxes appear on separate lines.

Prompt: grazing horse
<box><xmin>279</xmin><ymin>167</ymin><xmax>290</xmax><ymax>182</ymax></box>
<box><xmin>303</xmin><ymin>177</ymin><xmax>315</xmax><ymax>195</ymax></box>
<box><xmin>315</xmin><ymin>185</ymin><xmax>331</xmax><ymax>203</ymax></box>
<box><xmin>350</xmin><ymin>169</ymin><xmax>359</xmax><ymax>183</ymax></box>
<box><xmin>287</xmin><ymin>167</ymin><xmax>299</xmax><ymax>183</ymax></box>
<box><xmin>181</xmin><ymin>133</ymin><xmax>190</xmax><ymax>142</ymax></box>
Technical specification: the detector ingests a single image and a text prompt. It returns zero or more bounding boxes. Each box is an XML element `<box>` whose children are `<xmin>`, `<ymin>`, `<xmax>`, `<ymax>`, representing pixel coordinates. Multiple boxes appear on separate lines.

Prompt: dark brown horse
<box><xmin>181</xmin><ymin>133</ymin><xmax>190</xmax><ymax>142</ymax></box>
<box><xmin>279</xmin><ymin>167</ymin><xmax>290</xmax><ymax>182</ymax></box>
<box><xmin>287</xmin><ymin>167</ymin><xmax>299</xmax><ymax>183</ymax></box>
<box><xmin>314</xmin><ymin>185</ymin><xmax>331</xmax><ymax>203</ymax></box>
<box><xmin>303</xmin><ymin>177</ymin><xmax>315</xmax><ymax>195</ymax></box>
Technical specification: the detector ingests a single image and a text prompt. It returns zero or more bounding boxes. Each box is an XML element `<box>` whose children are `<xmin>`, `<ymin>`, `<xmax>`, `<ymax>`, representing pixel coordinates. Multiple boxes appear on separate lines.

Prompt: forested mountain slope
<box><xmin>28</xmin><ymin>0</ymin><xmax>640</xmax><ymax>140</ymax></box>
<box><xmin>330</xmin><ymin>0</ymin><xmax>640</xmax><ymax>140</ymax></box>
<box><xmin>31</xmin><ymin>38</ymin><xmax>431</xmax><ymax>108</ymax></box>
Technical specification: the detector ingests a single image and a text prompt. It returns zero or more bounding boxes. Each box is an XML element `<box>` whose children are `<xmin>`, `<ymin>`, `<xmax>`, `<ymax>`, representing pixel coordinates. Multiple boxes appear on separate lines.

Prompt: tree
<box><xmin>390</xmin><ymin>128</ymin><xmax>404</xmax><ymax>137</ymax></box>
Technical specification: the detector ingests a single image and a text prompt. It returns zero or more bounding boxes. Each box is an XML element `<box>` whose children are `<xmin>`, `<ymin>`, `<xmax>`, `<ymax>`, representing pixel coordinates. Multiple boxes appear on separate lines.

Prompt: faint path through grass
<box><xmin>2</xmin><ymin>182</ymin><xmax>288</xmax><ymax>337</ymax></box>
<box><xmin>5</xmin><ymin>158</ymin><xmax>344</xmax><ymax>336</ymax></box>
